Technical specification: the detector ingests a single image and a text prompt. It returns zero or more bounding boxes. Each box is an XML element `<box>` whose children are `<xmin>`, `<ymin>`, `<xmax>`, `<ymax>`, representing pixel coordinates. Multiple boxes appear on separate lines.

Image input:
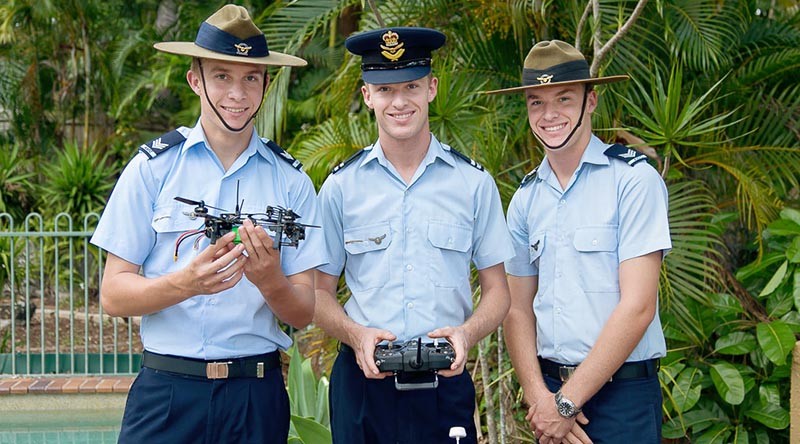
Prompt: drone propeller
<box><xmin>174</xmin><ymin>196</ymin><xmax>226</xmax><ymax>212</ymax></box>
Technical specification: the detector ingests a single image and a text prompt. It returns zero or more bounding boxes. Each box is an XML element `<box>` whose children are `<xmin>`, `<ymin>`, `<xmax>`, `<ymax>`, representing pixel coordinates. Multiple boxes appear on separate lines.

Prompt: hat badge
<box><xmin>380</xmin><ymin>30</ymin><xmax>405</xmax><ymax>62</ymax></box>
<box><xmin>536</xmin><ymin>74</ymin><xmax>553</xmax><ymax>84</ymax></box>
<box><xmin>234</xmin><ymin>43</ymin><xmax>252</xmax><ymax>56</ymax></box>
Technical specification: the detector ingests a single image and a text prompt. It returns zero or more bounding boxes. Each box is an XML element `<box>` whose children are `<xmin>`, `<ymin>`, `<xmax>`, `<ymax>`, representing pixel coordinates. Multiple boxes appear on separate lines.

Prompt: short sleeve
<box><xmin>617</xmin><ymin>164</ymin><xmax>671</xmax><ymax>262</ymax></box>
<box><xmin>504</xmin><ymin>189</ymin><xmax>538</xmax><ymax>276</ymax></box>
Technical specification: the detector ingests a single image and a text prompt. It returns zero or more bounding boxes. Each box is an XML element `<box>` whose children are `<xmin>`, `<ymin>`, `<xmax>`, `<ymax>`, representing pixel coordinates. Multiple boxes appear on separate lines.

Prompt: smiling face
<box><xmin>525</xmin><ymin>83</ymin><xmax>597</xmax><ymax>152</ymax></box>
<box><xmin>361</xmin><ymin>76</ymin><xmax>438</xmax><ymax>148</ymax></box>
<box><xmin>187</xmin><ymin>58</ymin><xmax>268</xmax><ymax>138</ymax></box>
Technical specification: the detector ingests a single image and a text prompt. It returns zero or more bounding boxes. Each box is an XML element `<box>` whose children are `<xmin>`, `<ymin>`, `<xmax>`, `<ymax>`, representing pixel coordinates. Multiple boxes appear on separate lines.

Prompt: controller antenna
<box><xmin>414</xmin><ymin>337</ymin><xmax>423</xmax><ymax>369</ymax></box>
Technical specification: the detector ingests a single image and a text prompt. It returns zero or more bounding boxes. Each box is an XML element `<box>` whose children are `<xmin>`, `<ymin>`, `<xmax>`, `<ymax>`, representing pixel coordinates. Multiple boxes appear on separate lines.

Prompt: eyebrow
<box><xmin>527</xmin><ymin>88</ymin><xmax>577</xmax><ymax>99</ymax></box>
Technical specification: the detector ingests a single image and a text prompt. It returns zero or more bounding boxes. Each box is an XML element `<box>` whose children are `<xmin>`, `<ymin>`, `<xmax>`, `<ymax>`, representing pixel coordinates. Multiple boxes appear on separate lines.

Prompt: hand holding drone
<box><xmin>172</xmin><ymin>194</ymin><xmax>318</xmax><ymax>261</ymax></box>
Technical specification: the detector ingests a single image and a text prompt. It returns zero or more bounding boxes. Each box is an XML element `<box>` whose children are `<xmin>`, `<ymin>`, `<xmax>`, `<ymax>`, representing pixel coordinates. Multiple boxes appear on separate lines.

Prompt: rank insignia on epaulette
<box><xmin>603</xmin><ymin>144</ymin><xmax>648</xmax><ymax>166</ymax></box>
<box><xmin>262</xmin><ymin>138</ymin><xmax>303</xmax><ymax>170</ymax></box>
<box><xmin>448</xmin><ymin>148</ymin><xmax>484</xmax><ymax>171</ymax></box>
<box><xmin>331</xmin><ymin>149</ymin><xmax>367</xmax><ymax>174</ymax></box>
<box><xmin>138</xmin><ymin>130</ymin><xmax>186</xmax><ymax>159</ymax></box>
<box><xmin>520</xmin><ymin>167</ymin><xmax>539</xmax><ymax>187</ymax></box>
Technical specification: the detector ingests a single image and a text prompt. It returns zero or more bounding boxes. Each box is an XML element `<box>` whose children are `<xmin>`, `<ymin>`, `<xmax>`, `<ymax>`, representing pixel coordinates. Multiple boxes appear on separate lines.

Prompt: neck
<box><xmin>201</xmin><ymin>119</ymin><xmax>254</xmax><ymax>171</ymax></box>
<box><xmin>545</xmin><ymin>132</ymin><xmax>592</xmax><ymax>190</ymax></box>
<box><xmin>380</xmin><ymin>130</ymin><xmax>432</xmax><ymax>183</ymax></box>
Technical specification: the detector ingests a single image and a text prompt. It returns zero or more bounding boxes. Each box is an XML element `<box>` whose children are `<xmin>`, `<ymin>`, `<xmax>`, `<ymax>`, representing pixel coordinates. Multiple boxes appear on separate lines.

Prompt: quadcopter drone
<box><xmin>172</xmin><ymin>189</ymin><xmax>318</xmax><ymax>260</ymax></box>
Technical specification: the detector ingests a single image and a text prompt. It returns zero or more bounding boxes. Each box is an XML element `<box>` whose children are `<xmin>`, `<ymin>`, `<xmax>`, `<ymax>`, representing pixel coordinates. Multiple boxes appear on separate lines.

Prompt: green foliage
<box><xmin>38</xmin><ymin>142</ymin><xmax>114</xmax><ymax>218</ymax></box>
<box><xmin>287</xmin><ymin>345</ymin><xmax>332</xmax><ymax>444</ymax></box>
<box><xmin>661</xmin><ymin>209</ymin><xmax>800</xmax><ymax>441</ymax></box>
<box><xmin>0</xmin><ymin>143</ymin><xmax>33</xmax><ymax>219</ymax></box>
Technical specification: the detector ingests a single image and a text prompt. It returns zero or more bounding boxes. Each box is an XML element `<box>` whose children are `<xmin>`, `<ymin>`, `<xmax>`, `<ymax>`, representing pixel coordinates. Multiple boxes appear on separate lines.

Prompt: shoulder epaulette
<box><xmin>262</xmin><ymin>138</ymin><xmax>303</xmax><ymax>170</ymax></box>
<box><xmin>448</xmin><ymin>148</ymin><xmax>484</xmax><ymax>171</ymax></box>
<box><xmin>603</xmin><ymin>144</ymin><xmax>648</xmax><ymax>166</ymax></box>
<box><xmin>519</xmin><ymin>167</ymin><xmax>539</xmax><ymax>188</ymax></box>
<box><xmin>331</xmin><ymin>149</ymin><xmax>367</xmax><ymax>174</ymax></box>
<box><xmin>138</xmin><ymin>130</ymin><xmax>186</xmax><ymax>159</ymax></box>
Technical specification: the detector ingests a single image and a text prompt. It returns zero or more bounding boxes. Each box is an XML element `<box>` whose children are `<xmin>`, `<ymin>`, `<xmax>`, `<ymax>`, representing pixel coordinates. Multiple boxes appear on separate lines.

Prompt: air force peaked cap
<box><xmin>345</xmin><ymin>27</ymin><xmax>445</xmax><ymax>84</ymax></box>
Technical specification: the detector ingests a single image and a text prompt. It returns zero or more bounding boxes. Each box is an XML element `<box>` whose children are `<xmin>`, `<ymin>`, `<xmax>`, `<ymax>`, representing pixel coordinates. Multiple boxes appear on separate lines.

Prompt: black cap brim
<box><xmin>362</xmin><ymin>65</ymin><xmax>431</xmax><ymax>84</ymax></box>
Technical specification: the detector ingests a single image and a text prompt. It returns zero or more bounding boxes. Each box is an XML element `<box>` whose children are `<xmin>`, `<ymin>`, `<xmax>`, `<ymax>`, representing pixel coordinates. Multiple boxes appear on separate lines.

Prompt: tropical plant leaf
<box><xmin>755</xmin><ymin>320</ymin><xmax>795</xmax><ymax>365</ymax></box>
<box><xmin>290</xmin><ymin>414</ymin><xmax>333</xmax><ymax>444</ymax></box>
<box><xmin>710</xmin><ymin>361</ymin><xmax>745</xmax><ymax>405</ymax></box>
<box><xmin>714</xmin><ymin>332</ymin><xmax>757</xmax><ymax>355</ymax></box>
<box><xmin>672</xmin><ymin>367</ymin><xmax>703</xmax><ymax>412</ymax></box>
<box><xmin>744</xmin><ymin>402</ymin><xmax>790</xmax><ymax>430</ymax></box>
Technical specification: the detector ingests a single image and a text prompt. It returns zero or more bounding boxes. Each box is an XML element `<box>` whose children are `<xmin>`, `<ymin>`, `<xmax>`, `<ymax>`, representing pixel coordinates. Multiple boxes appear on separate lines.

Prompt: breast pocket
<box><xmin>427</xmin><ymin>221</ymin><xmax>472</xmax><ymax>287</ymax></box>
<box><xmin>343</xmin><ymin>222</ymin><xmax>392</xmax><ymax>291</ymax></box>
<box><xmin>573</xmin><ymin>226</ymin><xmax>619</xmax><ymax>292</ymax></box>
<box><xmin>152</xmin><ymin>204</ymin><xmax>205</xmax><ymax>234</ymax></box>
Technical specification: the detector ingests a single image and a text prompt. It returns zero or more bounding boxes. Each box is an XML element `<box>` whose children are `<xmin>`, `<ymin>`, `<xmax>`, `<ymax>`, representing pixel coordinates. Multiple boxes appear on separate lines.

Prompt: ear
<box><xmin>361</xmin><ymin>84</ymin><xmax>373</xmax><ymax>110</ymax></box>
<box><xmin>186</xmin><ymin>69</ymin><xmax>202</xmax><ymax>96</ymax></box>
<box><xmin>585</xmin><ymin>89</ymin><xmax>598</xmax><ymax>114</ymax></box>
<box><xmin>427</xmin><ymin>77</ymin><xmax>438</xmax><ymax>103</ymax></box>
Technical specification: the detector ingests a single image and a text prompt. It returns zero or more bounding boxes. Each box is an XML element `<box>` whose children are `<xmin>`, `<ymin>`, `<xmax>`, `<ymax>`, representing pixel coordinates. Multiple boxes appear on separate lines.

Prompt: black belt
<box><xmin>539</xmin><ymin>357</ymin><xmax>659</xmax><ymax>382</ymax></box>
<box><xmin>143</xmin><ymin>350</ymin><xmax>281</xmax><ymax>379</ymax></box>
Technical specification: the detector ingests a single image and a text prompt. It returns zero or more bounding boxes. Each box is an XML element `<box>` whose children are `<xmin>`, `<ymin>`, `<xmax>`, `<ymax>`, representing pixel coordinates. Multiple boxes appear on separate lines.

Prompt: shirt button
<box><xmin>407</xmin><ymin>302</ymin><xmax>414</xmax><ymax>309</ymax></box>
<box><xmin>406</xmin><ymin>264</ymin><xmax>413</xmax><ymax>271</ymax></box>
<box><xmin>555</xmin><ymin>308</ymin><xmax>562</xmax><ymax>314</ymax></box>
<box><xmin>560</xmin><ymin>199</ymin><xmax>566</xmax><ymax>205</ymax></box>
<box><xmin>556</xmin><ymin>272</ymin><xmax>562</xmax><ymax>278</ymax></box>
<box><xmin>556</xmin><ymin>346</ymin><xmax>562</xmax><ymax>353</ymax></box>
<box><xmin>592</xmin><ymin>239</ymin><xmax>598</xmax><ymax>246</ymax></box>
<box><xmin>210</xmin><ymin>298</ymin><xmax>216</xmax><ymax>305</ymax></box>
<box><xmin>447</xmin><ymin>237</ymin><xmax>453</xmax><ymax>245</ymax></box>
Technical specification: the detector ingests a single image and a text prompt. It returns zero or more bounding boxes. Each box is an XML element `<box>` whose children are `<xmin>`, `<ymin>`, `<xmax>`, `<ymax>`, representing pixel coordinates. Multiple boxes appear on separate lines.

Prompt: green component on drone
<box><xmin>232</xmin><ymin>226</ymin><xmax>241</xmax><ymax>244</ymax></box>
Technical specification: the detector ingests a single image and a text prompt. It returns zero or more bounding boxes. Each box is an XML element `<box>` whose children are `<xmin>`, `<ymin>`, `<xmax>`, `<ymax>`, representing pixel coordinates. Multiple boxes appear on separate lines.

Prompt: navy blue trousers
<box><xmin>330</xmin><ymin>349</ymin><xmax>477</xmax><ymax>444</ymax></box>
<box><xmin>544</xmin><ymin>373</ymin><xmax>662</xmax><ymax>443</ymax></box>
<box><xmin>118</xmin><ymin>366</ymin><xmax>289</xmax><ymax>444</ymax></box>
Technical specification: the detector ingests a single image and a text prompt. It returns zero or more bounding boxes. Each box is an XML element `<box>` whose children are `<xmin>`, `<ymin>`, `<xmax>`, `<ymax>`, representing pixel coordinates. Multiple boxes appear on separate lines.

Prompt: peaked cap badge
<box><xmin>234</xmin><ymin>43</ymin><xmax>252</xmax><ymax>56</ymax></box>
<box><xmin>380</xmin><ymin>30</ymin><xmax>405</xmax><ymax>62</ymax></box>
<box><xmin>536</xmin><ymin>74</ymin><xmax>553</xmax><ymax>84</ymax></box>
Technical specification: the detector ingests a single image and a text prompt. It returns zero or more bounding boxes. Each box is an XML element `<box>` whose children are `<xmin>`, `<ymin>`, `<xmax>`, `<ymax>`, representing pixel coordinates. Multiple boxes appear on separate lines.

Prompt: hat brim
<box><xmin>362</xmin><ymin>66</ymin><xmax>431</xmax><ymax>85</ymax></box>
<box><xmin>154</xmin><ymin>42</ymin><xmax>307</xmax><ymax>67</ymax></box>
<box><xmin>483</xmin><ymin>75</ymin><xmax>629</xmax><ymax>95</ymax></box>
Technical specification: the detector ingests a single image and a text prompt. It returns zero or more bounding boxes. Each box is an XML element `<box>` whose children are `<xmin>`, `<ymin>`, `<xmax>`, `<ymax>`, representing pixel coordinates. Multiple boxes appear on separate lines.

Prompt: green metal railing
<box><xmin>0</xmin><ymin>212</ymin><xmax>140</xmax><ymax>375</ymax></box>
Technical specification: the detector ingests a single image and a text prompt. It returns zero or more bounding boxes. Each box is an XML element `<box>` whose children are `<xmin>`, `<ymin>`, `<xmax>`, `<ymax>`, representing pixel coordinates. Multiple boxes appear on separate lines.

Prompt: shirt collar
<box><xmin>535</xmin><ymin>134</ymin><xmax>609</xmax><ymax>182</ymax></box>
<box><xmin>359</xmin><ymin>133</ymin><xmax>449</xmax><ymax>169</ymax></box>
<box><xmin>180</xmin><ymin>120</ymin><xmax>274</xmax><ymax>165</ymax></box>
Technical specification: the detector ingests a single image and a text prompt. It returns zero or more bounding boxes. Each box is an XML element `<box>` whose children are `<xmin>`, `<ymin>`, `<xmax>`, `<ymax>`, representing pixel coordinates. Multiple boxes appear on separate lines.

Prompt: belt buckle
<box><xmin>206</xmin><ymin>361</ymin><xmax>232</xmax><ymax>379</ymax></box>
<box><xmin>558</xmin><ymin>366</ymin><xmax>575</xmax><ymax>382</ymax></box>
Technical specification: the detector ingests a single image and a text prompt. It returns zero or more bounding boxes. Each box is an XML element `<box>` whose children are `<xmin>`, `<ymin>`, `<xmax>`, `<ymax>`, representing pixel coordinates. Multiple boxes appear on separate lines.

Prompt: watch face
<box><xmin>557</xmin><ymin>401</ymin><xmax>574</xmax><ymax>417</ymax></box>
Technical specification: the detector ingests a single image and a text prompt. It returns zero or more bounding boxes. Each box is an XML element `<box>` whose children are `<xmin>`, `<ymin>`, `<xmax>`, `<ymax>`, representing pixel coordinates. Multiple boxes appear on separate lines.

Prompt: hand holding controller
<box><xmin>373</xmin><ymin>337</ymin><xmax>455</xmax><ymax>390</ymax></box>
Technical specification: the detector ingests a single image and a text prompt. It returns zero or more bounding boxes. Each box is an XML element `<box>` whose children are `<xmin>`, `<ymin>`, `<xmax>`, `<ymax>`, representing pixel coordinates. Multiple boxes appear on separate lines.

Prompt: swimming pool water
<box><xmin>0</xmin><ymin>409</ymin><xmax>121</xmax><ymax>444</ymax></box>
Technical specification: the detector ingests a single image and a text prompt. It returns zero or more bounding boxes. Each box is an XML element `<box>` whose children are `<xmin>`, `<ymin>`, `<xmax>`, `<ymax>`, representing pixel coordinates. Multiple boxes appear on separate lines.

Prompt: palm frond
<box><xmin>661</xmin><ymin>180</ymin><xmax>726</xmax><ymax>346</ymax></box>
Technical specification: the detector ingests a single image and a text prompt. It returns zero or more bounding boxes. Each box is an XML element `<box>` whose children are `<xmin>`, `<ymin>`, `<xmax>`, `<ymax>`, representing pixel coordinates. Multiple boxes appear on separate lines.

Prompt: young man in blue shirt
<box><xmin>314</xmin><ymin>27</ymin><xmax>514</xmax><ymax>444</ymax></box>
<box><xmin>495</xmin><ymin>40</ymin><xmax>671</xmax><ymax>444</ymax></box>
<box><xmin>91</xmin><ymin>5</ymin><xmax>325</xmax><ymax>442</ymax></box>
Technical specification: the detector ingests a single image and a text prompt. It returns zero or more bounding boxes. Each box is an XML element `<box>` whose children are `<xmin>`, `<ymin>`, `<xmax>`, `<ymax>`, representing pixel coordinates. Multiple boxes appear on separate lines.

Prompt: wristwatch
<box><xmin>555</xmin><ymin>390</ymin><xmax>581</xmax><ymax>418</ymax></box>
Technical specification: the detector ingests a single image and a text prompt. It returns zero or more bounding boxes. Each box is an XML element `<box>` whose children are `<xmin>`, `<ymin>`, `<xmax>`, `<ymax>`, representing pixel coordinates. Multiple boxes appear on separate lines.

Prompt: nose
<box><xmin>391</xmin><ymin>91</ymin><xmax>408</xmax><ymax>108</ymax></box>
<box><xmin>542</xmin><ymin>101</ymin><xmax>559</xmax><ymax>120</ymax></box>
<box><xmin>228</xmin><ymin>80</ymin><xmax>247</xmax><ymax>100</ymax></box>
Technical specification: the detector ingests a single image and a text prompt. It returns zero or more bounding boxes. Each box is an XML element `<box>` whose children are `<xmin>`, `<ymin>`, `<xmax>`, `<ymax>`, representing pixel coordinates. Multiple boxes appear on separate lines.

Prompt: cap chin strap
<box><xmin>533</xmin><ymin>85</ymin><xmax>589</xmax><ymax>150</ymax></box>
<box><xmin>197</xmin><ymin>59</ymin><xmax>268</xmax><ymax>133</ymax></box>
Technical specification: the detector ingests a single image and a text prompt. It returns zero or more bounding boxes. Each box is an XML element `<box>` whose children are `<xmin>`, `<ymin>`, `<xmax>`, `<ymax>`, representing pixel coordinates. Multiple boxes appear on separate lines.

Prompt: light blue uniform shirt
<box><xmin>317</xmin><ymin>135</ymin><xmax>514</xmax><ymax>342</ymax></box>
<box><xmin>91</xmin><ymin>123</ymin><xmax>327</xmax><ymax>359</ymax></box>
<box><xmin>505</xmin><ymin>135</ymin><xmax>671</xmax><ymax>365</ymax></box>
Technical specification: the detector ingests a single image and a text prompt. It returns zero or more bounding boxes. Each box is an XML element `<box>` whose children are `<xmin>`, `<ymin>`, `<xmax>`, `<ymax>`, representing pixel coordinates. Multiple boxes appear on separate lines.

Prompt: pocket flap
<box><xmin>152</xmin><ymin>203</ymin><xmax>204</xmax><ymax>233</ymax></box>
<box><xmin>573</xmin><ymin>226</ymin><xmax>617</xmax><ymax>252</ymax></box>
<box><xmin>428</xmin><ymin>221</ymin><xmax>472</xmax><ymax>253</ymax></box>
<box><xmin>344</xmin><ymin>222</ymin><xmax>392</xmax><ymax>254</ymax></box>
